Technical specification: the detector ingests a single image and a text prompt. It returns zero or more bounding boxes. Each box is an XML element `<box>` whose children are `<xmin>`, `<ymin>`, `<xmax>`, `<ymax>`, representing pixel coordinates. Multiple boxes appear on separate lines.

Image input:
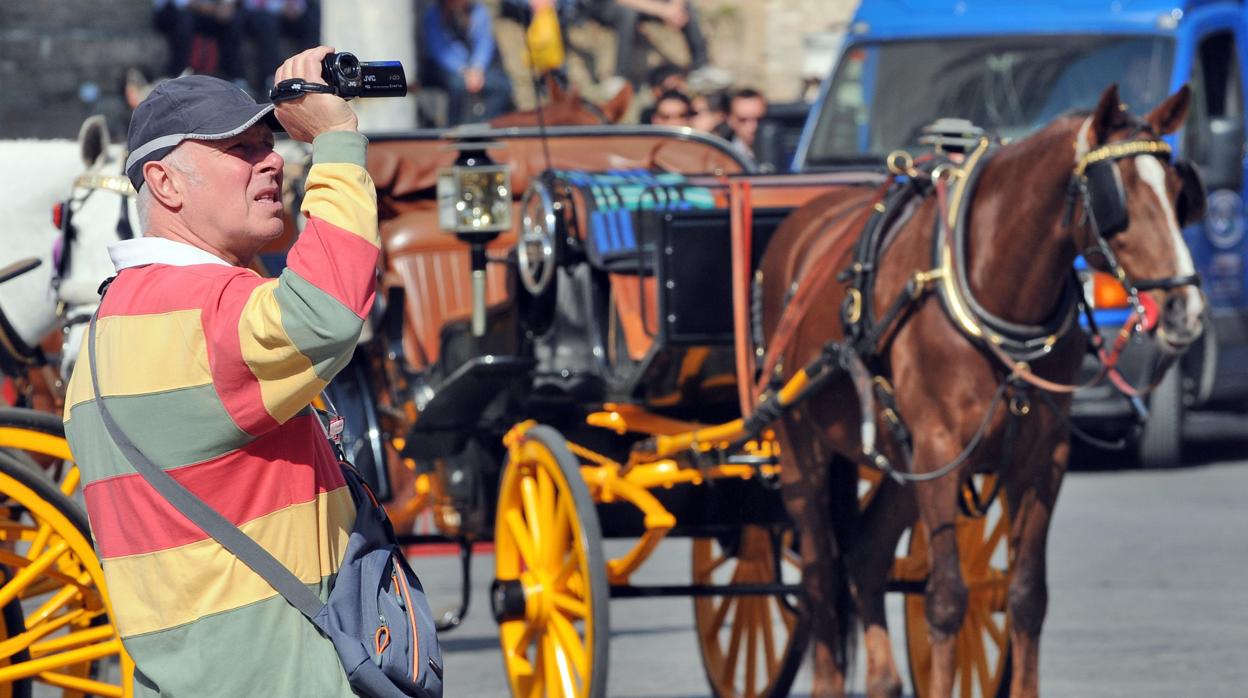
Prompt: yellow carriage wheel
<box><xmin>0</xmin><ymin>452</ymin><xmax>133</xmax><ymax>697</ymax></box>
<box><xmin>692</xmin><ymin>526</ymin><xmax>810</xmax><ymax>698</ymax></box>
<box><xmin>903</xmin><ymin>476</ymin><xmax>1012</xmax><ymax>698</ymax></box>
<box><xmin>493</xmin><ymin>425</ymin><xmax>608</xmax><ymax>698</ymax></box>
<box><xmin>0</xmin><ymin>409</ymin><xmax>133</xmax><ymax>697</ymax></box>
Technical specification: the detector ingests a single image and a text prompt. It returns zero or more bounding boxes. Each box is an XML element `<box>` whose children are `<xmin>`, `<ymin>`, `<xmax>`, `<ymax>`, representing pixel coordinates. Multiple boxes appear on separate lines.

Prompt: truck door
<box><xmin>1178</xmin><ymin>22</ymin><xmax>1248</xmax><ymax>400</ymax></box>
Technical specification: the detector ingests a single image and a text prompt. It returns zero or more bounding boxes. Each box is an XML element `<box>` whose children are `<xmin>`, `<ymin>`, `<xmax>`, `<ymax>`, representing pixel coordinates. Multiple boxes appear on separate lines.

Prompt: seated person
<box><xmin>727</xmin><ymin>87</ymin><xmax>767</xmax><ymax>160</ymax></box>
<box><xmin>638</xmin><ymin>63</ymin><xmax>685</xmax><ymax>123</ymax></box>
<box><xmin>691</xmin><ymin>90</ymin><xmax>729</xmax><ymax>137</ymax></box>
<box><xmin>647</xmin><ymin>89</ymin><xmax>692</xmax><ymax>127</ymax></box>
<box><xmin>421</xmin><ymin>0</ymin><xmax>516</xmax><ymax>125</ymax></box>
<box><xmin>586</xmin><ymin>0</ymin><xmax>712</xmax><ymax>89</ymax></box>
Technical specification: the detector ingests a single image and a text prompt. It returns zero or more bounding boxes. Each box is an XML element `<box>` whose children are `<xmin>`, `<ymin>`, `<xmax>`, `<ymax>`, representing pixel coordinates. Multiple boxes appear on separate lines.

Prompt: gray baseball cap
<box><xmin>124</xmin><ymin>75</ymin><xmax>283</xmax><ymax>190</ymax></box>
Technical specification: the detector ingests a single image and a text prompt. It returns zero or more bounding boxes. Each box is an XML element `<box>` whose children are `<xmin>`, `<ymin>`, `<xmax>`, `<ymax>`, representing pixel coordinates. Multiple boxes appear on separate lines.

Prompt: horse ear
<box><xmin>77</xmin><ymin>115</ymin><xmax>110</xmax><ymax>169</ymax></box>
<box><xmin>1090</xmin><ymin>84</ymin><xmax>1123</xmax><ymax>144</ymax></box>
<box><xmin>600</xmin><ymin>82</ymin><xmax>633</xmax><ymax>124</ymax></box>
<box><xmin>1145</xmin><ymin>84</ymin><xmax>1191</xmax><ymax>136</ymax></box>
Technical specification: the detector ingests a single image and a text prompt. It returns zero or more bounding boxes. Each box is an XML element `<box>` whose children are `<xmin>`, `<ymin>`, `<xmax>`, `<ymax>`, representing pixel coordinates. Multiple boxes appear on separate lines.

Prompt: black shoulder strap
<box><xmin>86</xmin><ymin>310</ymin><xmax>325</xmax><ymax>621</ymax></box>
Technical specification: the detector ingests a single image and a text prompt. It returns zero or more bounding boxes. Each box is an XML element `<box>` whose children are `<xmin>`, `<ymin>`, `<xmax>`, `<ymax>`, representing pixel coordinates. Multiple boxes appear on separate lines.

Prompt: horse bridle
<box><xmin>53</xmin><ymin>171</ymin><xmax>136</xmax><ymax>284</ymax></box>
<box><xmin>1067</xmin><ymin>136</ymin><xmax>1205</xmax><ymax>327</ymax></box>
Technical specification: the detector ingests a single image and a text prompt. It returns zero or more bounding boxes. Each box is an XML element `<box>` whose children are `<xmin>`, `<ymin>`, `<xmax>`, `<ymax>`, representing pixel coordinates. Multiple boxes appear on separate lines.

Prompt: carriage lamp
<box><xmin>437</xmin><ymin>138</ymin><xmax>514</xmax><ymax>337</ymax></box>
<box><xmin>436</xmin><ymin>165</ymin><xmax>513</xmax><ymax>235</ymax></box>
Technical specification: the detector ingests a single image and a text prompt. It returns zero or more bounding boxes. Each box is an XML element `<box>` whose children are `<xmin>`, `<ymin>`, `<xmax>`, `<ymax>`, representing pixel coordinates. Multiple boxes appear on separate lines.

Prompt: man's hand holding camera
<box><xmin>273</xmin><ymin>46</ymin><xmax>359</xmax><ymax>143</ymax></box>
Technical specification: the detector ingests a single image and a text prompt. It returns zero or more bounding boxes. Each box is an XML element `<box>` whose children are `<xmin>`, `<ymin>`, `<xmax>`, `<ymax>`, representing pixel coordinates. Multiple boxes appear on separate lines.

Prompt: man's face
<box><xmin>652</xmin><ymin>97</ymin><xmax>691</xmax><ymax>127</ymax></box>
<box><xmin>728</xmin><ymin>96</ymin><xmax>767</xmax><ymax>147</ymax></box>
<box><xmin>176</xmin><ymin>124</ymin><xmax>284</xmax><ymax>263</ymax></box>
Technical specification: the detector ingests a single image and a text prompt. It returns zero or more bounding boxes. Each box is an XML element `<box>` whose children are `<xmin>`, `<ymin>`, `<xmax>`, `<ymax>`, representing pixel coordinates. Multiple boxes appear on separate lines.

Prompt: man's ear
<box><xmin>143</xmin><ymin>161</ymin><xmax>184</xmax><ymax>210</ymax></box>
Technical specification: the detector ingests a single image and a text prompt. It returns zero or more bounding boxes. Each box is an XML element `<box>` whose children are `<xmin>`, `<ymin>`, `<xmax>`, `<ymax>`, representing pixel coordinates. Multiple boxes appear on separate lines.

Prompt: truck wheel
<box><xmin>1137</xmin><ymin>366</ymin><xmax>1184</xmax><ymax>469</ymax></box>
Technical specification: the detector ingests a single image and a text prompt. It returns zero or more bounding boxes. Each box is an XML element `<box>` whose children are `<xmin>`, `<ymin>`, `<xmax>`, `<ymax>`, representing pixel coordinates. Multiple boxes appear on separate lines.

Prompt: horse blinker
<box><xmin>1081</xmin><ymin>159</ymin><xmax>1129</xmax><ymax>238</ymax></box>
<box><xmin>1173</xmin><ymin>158</ymin><xmax>1207</xmax><ymax>227</ymax></box>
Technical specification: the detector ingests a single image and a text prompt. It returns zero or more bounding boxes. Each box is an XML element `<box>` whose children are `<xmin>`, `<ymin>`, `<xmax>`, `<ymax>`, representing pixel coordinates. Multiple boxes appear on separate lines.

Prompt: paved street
<box><xmin>417</xmin><ymin>411</ymin><xmax>1248</xmax><ymax>697</ymax></box>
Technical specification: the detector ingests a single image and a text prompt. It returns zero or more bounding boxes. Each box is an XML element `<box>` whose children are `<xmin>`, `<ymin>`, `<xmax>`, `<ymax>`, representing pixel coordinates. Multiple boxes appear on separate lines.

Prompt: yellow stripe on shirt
<box><xmin>237</xmin><ymin>279</ymin><xmax>329</xmax><ymax>424</ymax></box>
<box><xmin>65</xmin><ymin>310</ymin><xmax>212</xmax><ymax>410</ymax></box>
<box><xmin>302</xmin><ymin>162</ymin><xmax>379</xmax><ymax>247</ymax></box>
<box><xmin>102</xmin><ymin>486</ymin><xmax>355</xmax><ymax>638</ymax></box>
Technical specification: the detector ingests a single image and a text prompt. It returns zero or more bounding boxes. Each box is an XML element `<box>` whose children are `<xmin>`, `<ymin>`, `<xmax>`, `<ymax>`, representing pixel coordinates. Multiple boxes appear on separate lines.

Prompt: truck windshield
<box><xmin>805</xmin><ymin>35</ymin><xmax>1175</xmax><ymax>167</ymax></box>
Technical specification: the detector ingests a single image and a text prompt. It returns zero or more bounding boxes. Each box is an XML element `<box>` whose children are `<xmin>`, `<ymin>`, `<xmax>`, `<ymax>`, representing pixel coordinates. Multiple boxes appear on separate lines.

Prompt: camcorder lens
<box><xmin>338</xmin><ymin>54</ymin><xmax>361</xmax><ymax>80</ymax></box>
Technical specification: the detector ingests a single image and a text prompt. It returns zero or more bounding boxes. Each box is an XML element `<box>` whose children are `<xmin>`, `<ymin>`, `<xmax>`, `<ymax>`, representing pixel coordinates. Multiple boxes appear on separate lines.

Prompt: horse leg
<box><xmin>777</xmin><ymin>419</ymin><xmax>851</xmax><ymax>698</ymax></box>
<box><xmin>1005</xmin><ymin>437</ymin><xmax>1068</xmax><ymax>697</ymax></box>
<box><xmin>913</xmin><ymin>434</ymin><xmax>970</xmax><ymax>698</ymax></box>
<box><xmin>850</xmin><ymin>476</ymin><xmax>917</xmax><ymax>698</ymax></box>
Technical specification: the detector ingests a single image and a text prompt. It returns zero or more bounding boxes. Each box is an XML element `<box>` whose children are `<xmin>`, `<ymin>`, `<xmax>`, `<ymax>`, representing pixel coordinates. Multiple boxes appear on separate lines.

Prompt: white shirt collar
<box><xmin>109</xmin><ymin>237</ymin><xmax>234</xmax><ymax>272</ymax></box>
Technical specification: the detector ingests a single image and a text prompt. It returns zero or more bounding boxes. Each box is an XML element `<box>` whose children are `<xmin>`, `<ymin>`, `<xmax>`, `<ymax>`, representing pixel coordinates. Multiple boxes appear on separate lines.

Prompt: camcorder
<box><xmin>269</xmin><ymin>52</ymin><xmax>407</xmax><ymax>103</ymax></box>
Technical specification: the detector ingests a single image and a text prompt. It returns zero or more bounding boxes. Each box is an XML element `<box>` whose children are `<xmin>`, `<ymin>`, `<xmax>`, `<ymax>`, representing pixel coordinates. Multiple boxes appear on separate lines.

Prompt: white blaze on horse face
<box><xmin>1135</xmin><ymin>154</ymin><xmax>1204</xmax><ymax>330</ymax></box>
<box><xmin>1074</xmin><ymin>117</ymin><xmax>1094</xmax><ymax>164</ymax></box>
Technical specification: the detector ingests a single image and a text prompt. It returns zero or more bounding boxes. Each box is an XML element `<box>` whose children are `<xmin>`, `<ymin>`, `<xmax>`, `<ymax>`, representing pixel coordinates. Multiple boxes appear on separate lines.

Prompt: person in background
<box><xmin>691</xmin><ymin>90</ymin><xmax>728</xmax><ymax>136</ymax></box>
<box><xmin>638</xmin><ymin>63</ymin><xmax>686</xmax><ymax>124</ymax></box>
<box><xmin>232</xmin><ymin>0</ymin><xmax>321</xmax><ymax>95</ymax></box>
<box><xmin>727</xmin><ymin>87</ymin><xmax>767</xmax><ymax>159</ymax></box>
<box><xmin>588</xmin><ymin>0</ymin><xmax>711</xmax><ymax>89</ymax></box>
<box><xmin>151</xmin><ymin>0</ymin><xmax>243</xmax><ymax>80</ymax></box>
<box><xmin>421</xmin><ymin>0</ymin><xmax>516</xmax><ymax>124</ymax></box>
<box><xmin>648</xmin><ymin>89</ymin><xmax>693</xmax><ymax>127</ymax></box>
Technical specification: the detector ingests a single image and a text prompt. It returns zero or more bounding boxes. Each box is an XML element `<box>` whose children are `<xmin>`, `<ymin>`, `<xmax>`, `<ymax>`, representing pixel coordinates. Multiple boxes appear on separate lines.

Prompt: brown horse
<box><xmin>489</xmin><ymin>75</ymin><xmax>633</xmax><ymax>127</ymax></box>
<box><xmin>759</xmin><ymin>84</ymin><xmax>1203</xmax><ymax>697</ymax></box>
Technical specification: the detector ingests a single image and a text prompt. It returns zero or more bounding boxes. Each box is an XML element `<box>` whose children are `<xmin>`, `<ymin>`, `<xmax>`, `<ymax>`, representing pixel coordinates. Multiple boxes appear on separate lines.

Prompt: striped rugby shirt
<box><xmin>64</xmin><ymin>131</ymin><xmax>378</xmax><ymax>697</ymax></box>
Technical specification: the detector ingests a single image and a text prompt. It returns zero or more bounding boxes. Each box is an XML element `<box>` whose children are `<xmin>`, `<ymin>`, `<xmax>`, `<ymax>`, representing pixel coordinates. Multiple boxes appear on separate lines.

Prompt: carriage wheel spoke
<box><xmin>553</xmin><ymin>592</ymin><xmax>587</xmax><ymax>620</ymax></box>
<box><xmin>0</xmin><ymin>540</ymin><xmax>68</xmax><ymax>608</ymax></box>
<box><xmin>958</xmin><ymin>630</ymin><xmax>973</xmax><ymax>698</ymax></box>
<box><xmin>760</xmin><ymin>593</ymin><xmax>777</xmax><ymax>675</ymax></box>
<box><xmin>973</xmin><ymin>515</ymin><xmax>1007</xmax><ymax>571</ymax></box>
<box><xmin>0</xmin><ymin>607</ymin><xmax>87</xmax><ymax>659</ymax></box>
<box><xmin>504</xmin><ymin>510</ymin><xmax>538</xmax><ymax>572</ymax></box>
<box><xmin>743</xmin><ymin>598</ymin><xmax>758</xmax><ymax>698</ymax></box>
<box><xmin>548</xmin><ymin>493</ymin><xmax>571</xmax><ymax>574</ymax></box>
<box><xmin>553</xmin><ymin>553</ymin><xmax>578</xmax><ymax>591</ymax></box>
<box><xmin>707</xmin><ymin>595</ymin><xmax>736</xmax><ymax>639</ymax></box>
<box><xmin>520</xmin><ymin>475</ymin><xmax>543</xmax><ymax>558</ymax></box>
<box><xmin>972</xmin><ymin>622</ymin><xmax>992</xmax><ymax>693</ymax></box>
<box><xmin>37</xmin><ymin>669</ymin><xmax>123</xmax><ymax>698</ymax></box>
<box><xmin>549</xmin><ymin>609</ymin><xmax>588</xmax><ymax>684</ymax></box>
<box><xmin>697</xmin><ymin>550</ymin><xmax>729</xmax><ymax>579</ymax></box>
<box><xmin>721</xmin><ymin>595</ymin><xmax>746</xmax><ymax>686</ymax></box>
<box><xmin>536</xmin><ymin>467</ymin><xmax>556</xmax><ymax>570</ymax></box>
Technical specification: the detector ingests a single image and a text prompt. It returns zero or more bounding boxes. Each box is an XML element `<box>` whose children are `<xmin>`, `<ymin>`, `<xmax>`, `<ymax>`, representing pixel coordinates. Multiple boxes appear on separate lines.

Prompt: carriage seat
<box><xmin>381</xmin><ymin>205</ymin><xmax>516</xmax><ymax>372</ymax></box>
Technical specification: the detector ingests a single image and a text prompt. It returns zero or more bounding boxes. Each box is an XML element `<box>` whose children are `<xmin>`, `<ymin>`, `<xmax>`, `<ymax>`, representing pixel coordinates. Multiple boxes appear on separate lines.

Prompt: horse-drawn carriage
<box><xmin>0</xmin><ymin>80</ymin><xmax>1203</xmax><ymax>698</ymax></box>
<box><xmin>324</xmin><ymin>124</ymin><xmax>1016</xmax><ymax>697</ymax></box>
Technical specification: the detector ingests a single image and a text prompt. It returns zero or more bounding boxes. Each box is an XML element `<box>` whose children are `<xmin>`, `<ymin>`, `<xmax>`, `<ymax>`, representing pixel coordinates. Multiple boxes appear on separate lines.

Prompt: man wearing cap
<box><xmin>63</xmin><ymin>46</ymin><xmax>374</xmax><ymax>696</ymax></box>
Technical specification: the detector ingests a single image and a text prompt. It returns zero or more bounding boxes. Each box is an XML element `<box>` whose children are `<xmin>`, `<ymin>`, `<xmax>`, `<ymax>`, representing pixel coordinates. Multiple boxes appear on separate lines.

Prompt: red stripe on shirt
<box><xmin>85</xmin><ymin>414</ymin><xmax>346</xmax><ymax>558</ymax></box>
<box><xmin>202</xmin><ymin>272</ymin><xmax>280</xmax><ymax>435</ymax></box>
<box><xmin>284</xmin><ymin>216</ymin><xmax>380</xmax><ymax>318</ymax></box>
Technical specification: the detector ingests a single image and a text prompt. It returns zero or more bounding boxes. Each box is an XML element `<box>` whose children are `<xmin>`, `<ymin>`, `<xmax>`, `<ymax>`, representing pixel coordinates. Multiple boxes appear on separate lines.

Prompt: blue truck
<box><xmin>793</xmin><ymin>0</ymin><xmax>1248</xmax><ymax>467</ymax></box>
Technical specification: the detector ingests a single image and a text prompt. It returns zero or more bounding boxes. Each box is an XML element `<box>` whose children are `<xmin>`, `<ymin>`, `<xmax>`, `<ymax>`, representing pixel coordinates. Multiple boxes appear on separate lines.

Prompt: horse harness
<box><xmin>741</xmin><ymin>128</ymin><xmax>1206</xmax><ymax>509</ymax></box>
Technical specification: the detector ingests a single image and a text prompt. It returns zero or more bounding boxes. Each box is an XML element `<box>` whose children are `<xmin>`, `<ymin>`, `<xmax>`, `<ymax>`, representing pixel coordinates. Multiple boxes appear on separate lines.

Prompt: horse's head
<box><xmin>1072</xmin><ymin>84</ymin><xmax>1206</xmax><ymax>355</ymax></box>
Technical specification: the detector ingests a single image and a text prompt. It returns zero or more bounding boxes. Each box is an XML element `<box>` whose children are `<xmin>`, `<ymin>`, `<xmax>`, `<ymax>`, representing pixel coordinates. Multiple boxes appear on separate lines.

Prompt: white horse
<box><xmin>0</xmin><ymin>136</ymin><xmax>83</xmax><ymax>359</ymax></box>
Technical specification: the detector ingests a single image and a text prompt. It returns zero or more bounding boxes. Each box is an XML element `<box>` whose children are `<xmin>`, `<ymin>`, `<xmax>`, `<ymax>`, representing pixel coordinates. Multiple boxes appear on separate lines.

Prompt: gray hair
<box><xmin>135</xmin><ymin>143</ymin><xmax>201</xmax><ymax>234</ymax></box>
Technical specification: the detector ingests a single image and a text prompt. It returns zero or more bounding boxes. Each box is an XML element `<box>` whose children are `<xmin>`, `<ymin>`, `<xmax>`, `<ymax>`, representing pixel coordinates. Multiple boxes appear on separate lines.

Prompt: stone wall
<box><xmin>0</xmin><ymin>0</ymin><xmax>156</xmax><ymax>140</ymax></box>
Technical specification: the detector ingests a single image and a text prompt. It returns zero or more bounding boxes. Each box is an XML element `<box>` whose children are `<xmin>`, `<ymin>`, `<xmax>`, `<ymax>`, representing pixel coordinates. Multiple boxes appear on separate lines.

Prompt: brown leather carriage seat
<box><xmin>366</xmin><ymin>132</ymin><xmax>750</xmax><ymax>374</ymax></box>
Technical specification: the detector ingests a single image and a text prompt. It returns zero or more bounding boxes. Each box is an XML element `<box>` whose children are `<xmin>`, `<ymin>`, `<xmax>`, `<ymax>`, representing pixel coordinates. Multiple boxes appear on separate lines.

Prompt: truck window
<box><xmin>806</xmin><ymin>35</ymin><xmax>1174</xmax><ymax>167</ymax></box>
<box><xmin>1183</xmin><ymin>31</ymin><xmax>1243</xmax><ymax>173</ymax></box>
